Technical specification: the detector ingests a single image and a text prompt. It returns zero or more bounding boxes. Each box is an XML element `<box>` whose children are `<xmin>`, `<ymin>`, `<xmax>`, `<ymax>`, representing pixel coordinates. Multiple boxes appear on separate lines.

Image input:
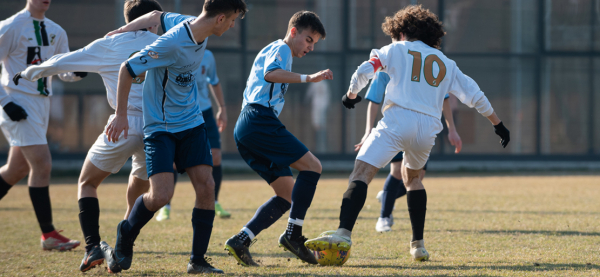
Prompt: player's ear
<box><xmin>290</xmin><ymin>27</ymin><xmax>297</xmax><ymax>38</ymax></box>
<box><xmin>216</xmin><ymin>14</ymin><xmax>226</xmax><ymax>24</ymax></box>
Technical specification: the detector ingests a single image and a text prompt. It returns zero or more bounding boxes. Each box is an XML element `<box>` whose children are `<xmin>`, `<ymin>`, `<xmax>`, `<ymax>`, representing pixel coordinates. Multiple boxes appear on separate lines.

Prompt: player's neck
<box><xmin>283</xmin><ymin>36</ymin><xmax>296</xmax><ymax>58</ymax></box>
<box><xmin>26</xmin><ymin>5</ymin><xmax>46</xmax><ymax>20</ymax></box>
<box><xmin>188</xmin><ymin>16</ymin><xmax>214</xmax><ymax>44</ymax></box>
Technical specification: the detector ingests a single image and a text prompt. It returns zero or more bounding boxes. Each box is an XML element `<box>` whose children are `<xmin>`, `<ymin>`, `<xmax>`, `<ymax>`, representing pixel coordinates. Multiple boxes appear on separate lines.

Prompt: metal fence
<box><xmin>1</xmin><ymin>0</ymin><xmax>599</xmax><ymax>161</ymax></box>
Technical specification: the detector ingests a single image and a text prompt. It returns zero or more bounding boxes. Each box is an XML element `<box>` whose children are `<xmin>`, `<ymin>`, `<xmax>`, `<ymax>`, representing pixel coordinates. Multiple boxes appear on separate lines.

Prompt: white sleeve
<box><xmin>0</xmin><ymin>24</ymin><xmax>15</xmax><ymax>106</ymax></box>
<box><xmin>449</xmin><ymin>68</ymin><xmax>494</xmax><ymax>117</ymax></box>
<box><xmin>54</xmin><ymin>30</ymin><xmax>84</xmax><ymax>83</ymax></box>
<box><xmin>21</xmin><ymin>37</ymin><xmax>110</xmax><ymax>82</ymax></box>
<box><xmin>348</xmin><ymin>60</ymin><xmax>378</xmax><ymax>94</ymax></box>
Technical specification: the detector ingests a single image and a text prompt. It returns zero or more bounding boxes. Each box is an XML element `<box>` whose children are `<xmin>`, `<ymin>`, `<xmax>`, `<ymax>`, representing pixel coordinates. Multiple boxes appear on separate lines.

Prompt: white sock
<box><xmin>336</xmin><ymin>228</ymin><xmax>352</xmax><ymax>239</ymax></box>
<box><xmin>241</xmin><ymin>227</ymin><xmax>255</xmax><ymax>240</ymax></box>
<box><xmin>288</xmin><ymin>218</ymin><xmax>304</xmax><ymax>226</ymax></box>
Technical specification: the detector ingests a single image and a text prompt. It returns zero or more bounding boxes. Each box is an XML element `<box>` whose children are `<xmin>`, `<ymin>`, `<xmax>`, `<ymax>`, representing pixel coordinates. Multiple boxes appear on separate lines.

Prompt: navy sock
<box><xmin>245</xmin><ymin>196</ymin><xmax>291</xmax><ymax>237</ymax></box>
<box><xmin>78</xmin><ymin>197</ymin><xmax>101</xmax><ymax>251</ymax></box>
<box><xmin>381</xmin><ymin>175</ymin><xmax>402</xmax><ymax>218</ymax></box>
<box><xmin>190</xmin><ymin>208</ymin><xmax>215</xmax><ymax>264</ymax></box>
<box><xmin>289</xmin><ymin>171</ymin><xmax>320</xmax><ymax>221</ymax></box>
<box><xmin>29</xmin><ymin>186</ymin><xmax>55</xmax><ymax>233</ymax></box>
<box><xmin>125</xmin><ymin>195</ymin><xmax>156</xmax><ymax>236</ymax></box>
<box><xmin>396</xmin><ymin>178</ymin><xmax>407</xmax><ymax>199</ymax></box>
<box><xmin>0</xmin><ymin>175</ymin><xmax>13</xmax><ymax>200</ymax></box>
<box><xmin>213</xmin><ymin>165</ymin><xmax>222</xmax><ymax>201</ymax></box>
<box><xmin>407</xmin><ymin>190</ymin><xmax>427</xmax><ymax>241</ymax></box>
<box><xmin>338</xmin><ymin>180</ymin><xmax>368</xmax><ymax>231</ymax></box>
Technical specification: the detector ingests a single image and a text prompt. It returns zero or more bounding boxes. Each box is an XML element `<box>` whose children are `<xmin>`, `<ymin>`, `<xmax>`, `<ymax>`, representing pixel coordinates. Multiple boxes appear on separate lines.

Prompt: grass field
<box><xmin>1</xmin><ymin>173</ymin><xmax>599</xmax><ymax>276</ymax></box>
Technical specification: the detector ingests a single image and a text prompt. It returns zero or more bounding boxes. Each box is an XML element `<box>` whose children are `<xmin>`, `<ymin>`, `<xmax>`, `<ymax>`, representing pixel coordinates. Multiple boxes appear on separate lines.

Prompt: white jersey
<box><xmin>0</xmin><ymin>9</ymin><xmax>82</xmax><ymax>106</ymax></box>
<box><xmin>350</xmin><ymin>40</ymin><xmax>493</xmax><ymax>119</ymax></box>
<box><xmin>20</xmin><ymin>31</ymin><xmax>160</xmax><ymax>114</ymax></box>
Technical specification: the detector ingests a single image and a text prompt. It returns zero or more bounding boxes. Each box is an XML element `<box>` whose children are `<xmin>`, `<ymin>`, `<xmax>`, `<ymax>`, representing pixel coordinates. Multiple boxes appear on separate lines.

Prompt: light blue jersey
<box><xmin>365</xmin><ymin>72</ymin><xmax>449</xmax><ymax>104</ymax></box>
<box><xmin>242</xmin><ymin>40</ymin><xmax>292</xmax><ymax>116</ymax></box>
<box><xmin>161</xmin><ymin>12</ymin><xmax>195</xmax><ymax>33</ymax></box>
<box><xmin>197</xmin><ymin>50</ymin><xmax>219</xmax><ymax>111</ymax></box>
<box><xmin>126</xmin><ymin>13</ymin><xmax>207</xmax><ymax>135</ymax></box>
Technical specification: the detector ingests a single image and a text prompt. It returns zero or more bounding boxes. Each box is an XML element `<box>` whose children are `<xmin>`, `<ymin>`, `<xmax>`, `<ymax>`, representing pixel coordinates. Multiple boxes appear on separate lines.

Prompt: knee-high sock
<box><xmin>29</xmin><ymin>186</ymin><xmax>55</xmax><ymax>233</ymax></box>
<box><xmin>245</xmin><ymin>196</ymin><xmax>291</xmax><ymax>237</ymax></box>
<box><xmin>338</xmin><ymin>180</ymin><xmax>368</xmax><ymax>231</ymax></box>
<box><xmin>396</xmin><ymin>178</ymin><xmax>407</xmax><ymax>199</ymax></box>
<box><xmin>124</xmin><ymin>195</ymin><xmax>155</xmax><ymax>236</ymax></box>
<box><xmin>0</xmin><ymin>175</ymin><xmax>13</xmax><ymax>200</ymax></box>
<box><xmin>190</xmin><ymin>208</ymin><xmax>215</xmax><ymax>263</ymax></box>
<box><xmin>79</xmin><ymin>197</ymin><xmax>101</xmax><ymax>251</ymax></box>
<box><xmin>407</xmin><ymin>189</ymin><xmax>427</xmax><ymax>241</ymax></box>
<box><xmin>213</xmin><ymin>165</ymin><xmax>222</xmax><ymax>201</ymax></box>
<box><xmin>286</xmin><ymin>171</ymin><xmax>320</xmax><ymax>239</ymax></box>
<box><xmin>380</xmin><ymin>175</ymin><xmax>403</xmax><ymax>218</ymax></box>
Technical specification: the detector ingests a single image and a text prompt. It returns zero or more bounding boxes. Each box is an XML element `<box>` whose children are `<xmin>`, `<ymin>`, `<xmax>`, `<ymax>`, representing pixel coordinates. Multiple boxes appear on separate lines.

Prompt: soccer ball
<box><xmin>311</xmin><ymin>231</ymin><xmax>351</xmax><ymax>266</ymax></box>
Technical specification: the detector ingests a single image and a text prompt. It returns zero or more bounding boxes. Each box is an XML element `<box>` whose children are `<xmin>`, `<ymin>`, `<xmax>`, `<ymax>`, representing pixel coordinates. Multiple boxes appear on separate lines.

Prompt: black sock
<box><xmin>78</xmin><ymin>197</ymin><xmax>101</xmax><ymax>251</ymax></box>
<box><xmin>338</xmin><ymin>180</ymin><xmax>368</xmax><ymax>231</ymax></box>
<box><xmin>190</xmin><ymin>208</ymin><xmax>215</xmax><ymax>264</ymax></box>
<box><xmin>235</xmin><ymin>230</ymin><xmax>252</xmax><ymax>247</ymax></box>
<box><xmin>396</xmin><ymin>178</ymin><xmax>407</xmax><ymax>199</ymax></box>
<box><xmin>245</xmin><ymin>196</ymin><xmax>291</xmax><ymax>237</ymax></box>
<box><xmin>407</xmin><ymin>189</ymin><xmax>427</xmax><ymax>241</ymax></box>
<box><xmin>0</xmin><ymin>175</ymin><xmax>13</xmax><ymax>200</ymax></box>
<box><xmin>213</xmin><ymin>165</ymin><xmax>222</xmax><ymax>201</ymax></box>
<box><xmin>125</xmin><ymin>195</ymin><xmax>156</xmax><ymax>236</ymax></box>
<box><xmin>381</xmin><ymin>175</ymin><xmax>402</xmax><ymax>218</ymax></box>
<box><xmin>285</xmin><ymin>221</ymin><xmax>303</xmax><ymax>240</ymax></box>
<box><xmin>289</xmin><ymin>171</ymin><xmax>320</xmax><ymax>220</ymax></box>
<box><xmin>29</xmin><ymin>186</ymin><xmax>54</xmax><ymax>233</ymax></box>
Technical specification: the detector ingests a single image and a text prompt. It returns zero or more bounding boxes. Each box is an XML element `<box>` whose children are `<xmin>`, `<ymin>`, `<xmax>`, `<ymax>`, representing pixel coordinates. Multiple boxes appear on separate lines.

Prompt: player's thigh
<box><xmin>20</xmin><ymin>144</ymin><xmax>51</xmax><ymax>170</ymax></box>
<box><xmin>1</xmin><ymin>147</ymin><xmax>30</xmax><ymax>179</ymax></box>
<box><xmin>144</xmin><ymin>131</ymin><xmax>177</xmax><ymax>178</ymax></box>
<box><xmin>349</xmin><ymin>159</ymin><xmax>380</xmax><ymax>184</ymax></box>
<box><xmin>290</xmin><ymin>151</ymin><xmax>322</xmax><ymax>173</ymax></box>
<box><xmin>78</xmin><ymin>156</ymin><xmax>112</xmax><ymax>189</ymax></box>
<box><xmin>186</xmin><ymin>164</ymin><xmax>215</xmax><ymax>192</ymax></box>
<box><xmin>236</xmin><ymin>137</ymin><xmax>293</xmax><ymax>184</ymax></box>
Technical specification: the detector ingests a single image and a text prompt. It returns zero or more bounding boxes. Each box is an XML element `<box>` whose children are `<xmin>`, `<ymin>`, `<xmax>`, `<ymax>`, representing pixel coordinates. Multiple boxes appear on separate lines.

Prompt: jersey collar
<box><xmin>183</xmin><ymin>21</ymin><xmax>204</xmax><ymax>46</ymax></box>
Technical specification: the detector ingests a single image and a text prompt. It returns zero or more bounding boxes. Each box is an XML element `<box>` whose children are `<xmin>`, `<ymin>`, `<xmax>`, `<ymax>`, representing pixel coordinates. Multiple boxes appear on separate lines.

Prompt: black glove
<box><xmin>342</xmin><ymin>94</ymin><xmax>362</xmax><ymax>109</ymax></box>
<box><xmin>493</xmin><ymin>121</ymin><xmax>510</xmax><ymax>148</ymax></box>
<box><xmin>3</xmin><ymin>102</ymin><xmax>28</xmax><ymax>121</ymax></box>
<box><xmin>13</xmin><ymin>72</ymin><xmax>22</xmax><ymax>85</ymax></box>
<box><xmin>74</xmin><ymin>72</ymin><xmax>88</xmax><ymax>78</ymax></box>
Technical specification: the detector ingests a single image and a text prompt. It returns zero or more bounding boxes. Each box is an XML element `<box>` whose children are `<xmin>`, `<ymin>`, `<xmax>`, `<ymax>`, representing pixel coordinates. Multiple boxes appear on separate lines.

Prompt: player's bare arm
<box><xmin>106</xmin><ymin>10</ymin><xmax>163</xmax><ymax>36</ymax></box>
<box><xmin>208</xmin><ymin>83</ymin><xmax>227</xmax><ymax>132</ymax></box>
<box><xmin>264</xmin><ymin>69</ymin><xmax>333</xmax><ymax>84</ymax></box>
<box><xmin>105</xmin><ymin>62</ymin><xmax>134</xmax><ymax>142</ymax></box>
<box><xmin>442</xmin><ymin>98</ymin><xmax>462</xmax><ymax>153</ymax></box>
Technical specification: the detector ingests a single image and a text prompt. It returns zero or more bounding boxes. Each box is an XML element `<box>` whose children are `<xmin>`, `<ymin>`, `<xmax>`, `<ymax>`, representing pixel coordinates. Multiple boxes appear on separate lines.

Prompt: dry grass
<box><xmin>1</xmin><ymin>174</ymin><xmax>599</xmax><ymax>276</ymax></box>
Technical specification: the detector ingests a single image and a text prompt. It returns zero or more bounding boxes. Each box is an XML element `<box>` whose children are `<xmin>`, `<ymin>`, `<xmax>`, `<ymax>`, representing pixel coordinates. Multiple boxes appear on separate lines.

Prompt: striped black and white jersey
<box><xmin>0</xmin><ymin>9</ymin><xmax>82</xmax><ymax>106</ymax></box>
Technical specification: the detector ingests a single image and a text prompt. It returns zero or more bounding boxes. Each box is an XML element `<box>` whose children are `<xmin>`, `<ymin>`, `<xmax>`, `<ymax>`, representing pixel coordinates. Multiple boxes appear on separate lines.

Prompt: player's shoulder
<box><xmin>0</xmin><ymin>9</ymin><xmax>30</xmax><ymax>31</ymax></box>
<box><xmin>204</xmin><ymin>49</ymin><xmax>214</xmax><ymax>59</ymax></box>
<box><xmin>42</xmin><ymin>17</ymin><xmax>67</xmax><ymax>34</ymax></box>
<box><xmin>268</xmin><ymin>39</ymin><xmax>292</xmax><ymax>56</ymax></box>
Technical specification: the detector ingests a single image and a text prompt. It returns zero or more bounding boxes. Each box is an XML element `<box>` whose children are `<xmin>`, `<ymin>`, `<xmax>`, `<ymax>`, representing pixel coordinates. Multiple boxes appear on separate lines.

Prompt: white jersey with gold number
<box><xmin>0</xmin><ymin>9</ymin><xmax>82</xmax><ymax>106</ymax></box>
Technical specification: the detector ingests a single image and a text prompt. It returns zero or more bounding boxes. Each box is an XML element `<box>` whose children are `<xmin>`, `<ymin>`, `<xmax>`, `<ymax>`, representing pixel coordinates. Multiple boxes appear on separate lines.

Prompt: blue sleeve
<box><xmin>444</xmin><ymin>93</ymin><xmax>450</xmax><ymax>99</ymax></box>
<box><xmin>365</xmin><ymin>72</ymin><xmax>390</xmax><ymax>104</ymax></box>
<box><xmin>125</xmin><ymin>35</ymin><xmax>177</xmax><ymax>78</ymax></box>
<box><xmin>264</xmin><ymin>45</ymin><xmax>292</xmax><ymax>77</ymax></box>
<box><xmin>161</xmin><ymin>12</ymin><xmax>196</xmax><ymax>33</ymax></box>
<box><xmin>205</xmin><ymin>51</ymin><xmax>219</xmax><ymax>86</ymax></box>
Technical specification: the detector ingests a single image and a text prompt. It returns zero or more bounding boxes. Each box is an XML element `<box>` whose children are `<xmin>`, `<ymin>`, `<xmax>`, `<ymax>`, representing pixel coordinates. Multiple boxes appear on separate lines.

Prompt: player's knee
<box><xmin>153</xmin><ymin>193</ymin><xmax>172</xmax><ymax>207</ymax></box>
<box><xmin>12</xmin><ymin>162</ymin><xmax>30</xmax><ymax>179</ymax></box>
<box><xmin>310</xmin><ymin>158</ymin><xmax>322</xmax><ymax>174</ymax></box>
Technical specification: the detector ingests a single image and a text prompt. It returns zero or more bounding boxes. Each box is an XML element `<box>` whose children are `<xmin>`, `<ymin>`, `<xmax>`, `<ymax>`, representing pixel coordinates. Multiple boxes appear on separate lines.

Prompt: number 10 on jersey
<box><xmin>408</xmin><ymin>50</ymin><xmax>446</xmax><ymax>87</ymax></box>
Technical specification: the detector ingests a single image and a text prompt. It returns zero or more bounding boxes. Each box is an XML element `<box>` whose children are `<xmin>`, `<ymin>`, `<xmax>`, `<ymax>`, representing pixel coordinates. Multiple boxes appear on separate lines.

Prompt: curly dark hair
<box><xmin>382</xmin><ymin>5</ymin><xmax>445</xmax><ymax>49</ymax></box>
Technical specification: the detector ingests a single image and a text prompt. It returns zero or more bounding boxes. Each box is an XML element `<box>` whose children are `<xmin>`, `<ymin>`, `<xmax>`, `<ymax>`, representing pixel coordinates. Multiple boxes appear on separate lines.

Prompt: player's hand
<box><xmin>354</xmin><ymin>132</ymin><xmax>370</xmax><ymax>152</ymax></box>
<box><xmin>493</xmin><ymin>121</ymin><xmax>510</xmax><ymax>148</ymax></box>
<box><xmin>105</xmin><ymin>27</ymin><xmax>125</xmax><ymax>37</ymax></box>
<box><xmin>447</xmin><ymin>129</ymin><xmax>462</xmax><ymax>154</ymax></box>
<box><xmin>216</xmin><ymin>107</ymin><xmax>227</xmax><ymax>133</ymax></box>
<box><xmin>105</xmin><ymin>114</ymin><xmax>128</xmax><ymax>143</ymax></box>
<box><xmin>2</xmin><ymin>102</ymin><xmax>28</xmax><ymax>121</ymax></box>
<box><xmin>308</xmin><ymin>69</ymin><xmax>333</xmax><ymax>83</ymax></box>
<box><xmin>342</xmin><ymin>93</ymin><xmax>362</xmax><ymax>109</ymax></box>
<box><xmin>13</xmin><ymin>72</ymin><xmax>23</xmax><ymax>86</ymax></box>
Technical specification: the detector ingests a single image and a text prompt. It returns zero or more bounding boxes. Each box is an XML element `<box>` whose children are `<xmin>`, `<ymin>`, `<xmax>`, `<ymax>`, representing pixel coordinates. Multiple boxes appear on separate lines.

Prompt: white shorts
<box><xmin>356</xmin><ymin>106</ymin><xmax>443</xmax><ymax>170</ymax></box>
<box><xmin>0</xmin><ymin>92</ymin><xmax>50</xmax><ymax>146</ymax></box>
<box><xmin>87</xmin><ymin>113</ymin><xmax>147</xmax><ymax>180</ymax></box>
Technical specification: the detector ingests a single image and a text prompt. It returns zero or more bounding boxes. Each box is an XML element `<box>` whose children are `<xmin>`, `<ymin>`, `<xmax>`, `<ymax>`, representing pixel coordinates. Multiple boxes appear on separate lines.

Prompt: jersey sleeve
<box><xmin>125</xmin><ymin>36</ymin><xmax>176</xmax><ymax>78</ymax></box>
<box><xmin>161</xmin><ymin>12</ymin><xmax>195</xmax><ymax>33</ymax></box>
<box><xmin>449</xmin><ymin>67</ymin><xmax>493</xmax><ymax>116</ymax></box>
<box><xmin>205</xmin><ymin>51</ymin><xmax>219</xmax><ymax>86</ymax></box>
<box><xmin>369</xmin><ymin>45</ymin><xmax>392</xmax><ymax>72</ymax></box>
<box><xmin>365</xmin><ymin>72</ymin><xmax>389</xmax><ymax>104</ymax></box>
<box><xmin>20</xmin><ymin>37</ymin><xmax>111</xmax><ymax>82</ymax></box>
<box><xmin>0</xmin><ymin>24</ymin><xmax>16</xmax><ymax>106</ymax></box>
<box><xmin>264</xmin><ymin>45</ymin><xmax>292</xmax><ymax>77</ymax></box>
<box><xmin>54</xmin><ymin>30</ymin><xmax>84</xmax><ymax>83</ymax></box>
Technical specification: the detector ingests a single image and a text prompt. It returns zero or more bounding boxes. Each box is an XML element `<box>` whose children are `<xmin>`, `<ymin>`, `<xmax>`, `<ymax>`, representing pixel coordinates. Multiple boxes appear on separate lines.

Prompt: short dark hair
<box><xmin>124</xmin><ymin>0</ymin><xmax>163</xmax><ymax>23</ymax></box>
<box><xmin>203</xmin><ymin>0</ymin><xmax>248</xmax><ymax>19</ymax></box>
<box><xmin>382</xmin><ymin>5</ymin><xmax>445</xmax><ymax>49</ymax></box>
<box><xmin>288</xmin><ymin>11</ymin><xmax>326</xmax><ymax>39</ymax></box>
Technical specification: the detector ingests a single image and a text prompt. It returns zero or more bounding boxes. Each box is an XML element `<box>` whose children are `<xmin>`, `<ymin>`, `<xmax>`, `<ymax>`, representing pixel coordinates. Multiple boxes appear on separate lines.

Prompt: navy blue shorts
<box><xmin>144</xmin><ymin>124</ymin><xmax>213</xmax><ymax>178</ymax></box>
<box><xmin>390</xmin><ymin>151</ymin><xmax>428</xmax><ymax>171</ymax></box>
<box><xmin>202</xmin><ymin>107</ymin><xmax>221</xmax><ymax>149</ymax></box>
<box><xmin>234</xmin><ymin>104</ymin><xmax>309</xmax><ymax>184</ymax></box>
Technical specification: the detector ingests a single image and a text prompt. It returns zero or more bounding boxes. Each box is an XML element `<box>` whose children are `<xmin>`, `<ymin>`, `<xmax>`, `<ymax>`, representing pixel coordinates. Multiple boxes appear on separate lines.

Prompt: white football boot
<box><xmin>410</xmin><ymin>239</ymin><xmax>430</xmax><ymax>261</ymax></box>
<box><xmin>375</xmin><ymin>217</ymin><xmax>393</xmax><ymax>232</ymax></box>
<box><xmin>304</xmin><ymin>232</ymin><xmax>351</xmax><ymax>252</ymax></box>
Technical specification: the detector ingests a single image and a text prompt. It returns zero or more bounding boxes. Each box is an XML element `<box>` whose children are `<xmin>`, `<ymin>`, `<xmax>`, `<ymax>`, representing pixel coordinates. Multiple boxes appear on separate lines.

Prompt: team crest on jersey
<box><xmin>175</xmin><ymin>71</ymin><xmax>195</xmax><ymax>87</ymax></box>
<box><xmin>26</xmin><ymin>47</ymin><xmax>43</xmax><ymax>65</ymax></box>
<box><xmin>201</xmin><ymin>66</ymin><xmax>206</xmax><ymax>74</ymax></box>
<box><xmin>50</xmin><ymin>34</ymin><xmax>56</xmax><ymax>45</ymax></box>
<box><xmin>277</xmin><ymin>53</ymin><xmax>282</xmax><ymax>61</ymax></box>
<box><xmin>148</xmin><ymin>51</ymin><xmax>159</xmax><ymax>59</ymax></box>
